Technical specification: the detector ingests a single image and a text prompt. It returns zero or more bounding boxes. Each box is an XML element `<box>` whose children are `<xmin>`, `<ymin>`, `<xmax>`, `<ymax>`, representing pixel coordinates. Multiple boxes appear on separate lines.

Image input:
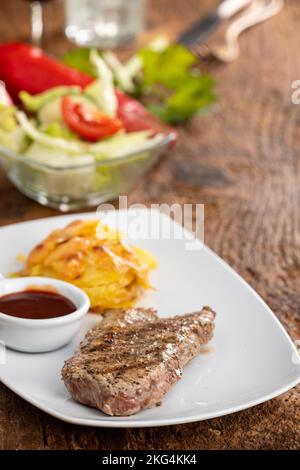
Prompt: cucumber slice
<box><xmin>38</xmin><ymin>95</ymin><xmax>99</xmax><ymax>126</ymax></box>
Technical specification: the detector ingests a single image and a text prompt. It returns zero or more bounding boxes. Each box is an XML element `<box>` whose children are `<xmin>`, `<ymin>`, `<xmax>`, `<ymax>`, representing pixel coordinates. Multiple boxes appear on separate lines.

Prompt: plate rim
<box><xmin>0</xmin><ymin>373</ymin><xmax>299</xmax><ymax>428</ymax></box>
<box><xmin>0</xmin><ymin>209</ymin><xmax>299</xmax><ymax>428</ymax></box>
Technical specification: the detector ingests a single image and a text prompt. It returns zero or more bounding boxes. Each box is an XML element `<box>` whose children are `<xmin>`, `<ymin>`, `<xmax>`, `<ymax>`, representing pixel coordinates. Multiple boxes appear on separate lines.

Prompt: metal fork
<box><xmin>194</xmin><ymin>0</ymin><xmax>284</xmax><ymax>62</ymax></box>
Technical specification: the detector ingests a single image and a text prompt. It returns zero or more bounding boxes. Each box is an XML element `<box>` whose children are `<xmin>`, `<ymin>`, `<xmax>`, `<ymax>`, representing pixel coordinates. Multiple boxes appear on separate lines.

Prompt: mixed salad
<box><xmin>0</xmin><ymin>40</ymin><xmax>215</xmax><ymax>169</ymax></box>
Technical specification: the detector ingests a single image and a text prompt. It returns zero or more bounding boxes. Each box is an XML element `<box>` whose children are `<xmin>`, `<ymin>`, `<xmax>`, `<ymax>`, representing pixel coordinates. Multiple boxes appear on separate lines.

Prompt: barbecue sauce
<box><xmin>0</xmin><ymin>289</ymin><xmax>76</xmax><ymax>319</ymax></box>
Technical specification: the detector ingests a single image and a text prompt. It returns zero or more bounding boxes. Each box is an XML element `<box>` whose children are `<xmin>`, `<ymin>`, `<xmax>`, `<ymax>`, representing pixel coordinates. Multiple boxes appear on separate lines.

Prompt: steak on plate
<box><xmin>62</xmin><ymin>306</ymin><xmax>216</xmax><ymax>416</ymax></box>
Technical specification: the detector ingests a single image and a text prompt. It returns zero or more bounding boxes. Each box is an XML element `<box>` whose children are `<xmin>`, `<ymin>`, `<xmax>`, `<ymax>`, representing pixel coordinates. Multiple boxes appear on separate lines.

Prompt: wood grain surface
<box><xmin>0</xmin><ymin>0</ymin><xmax>299</xmax><ymax>450</ymax></box>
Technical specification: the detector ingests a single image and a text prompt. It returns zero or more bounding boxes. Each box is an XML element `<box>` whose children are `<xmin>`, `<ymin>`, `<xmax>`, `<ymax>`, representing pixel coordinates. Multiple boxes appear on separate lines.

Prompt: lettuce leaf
<box><xmin>0</xmin><ymin>103</ymin><xmax>17</xmax><ymax>132</ymax></box>
<box><xmin>90</xmin><ymin>131</ymin><xmax>163</xmax><ymax>160</ymax></box>
<box><xmin>19</xmin><ymin>86</ymin><xmax>81</xmax><ymax>112</ymax></box>
<box><xmin>0</xmin><ymin>104</ymin><xmax>28</xmax><ymax>153</ymax></box>
<box><xmin>0</xmin><ymin>126</ymin><xmax>28</xmax><ymax>153</ymax></box>
<box><xmin>43</xmin><ymin>122</ymin><xmax>77</xmax><ymax>140</ymax></box>
<box><xmin>16</xmin><ymin>111</ymin><xmax>87</xmax><ymax>154</ymax></box>
<box><xmin>86</xmin><ymin>50</ymin><xmax>117</xmax><ymax>117</ymax></box>
<box><xmin>102</xmin><ymin>51</ymin><xmax>135</xmax><ymax>93</ymax></box>
<box><xmin>24</xmin><ymin>142</ymin><xmax>94</xmax><ymax>167</ymax></box>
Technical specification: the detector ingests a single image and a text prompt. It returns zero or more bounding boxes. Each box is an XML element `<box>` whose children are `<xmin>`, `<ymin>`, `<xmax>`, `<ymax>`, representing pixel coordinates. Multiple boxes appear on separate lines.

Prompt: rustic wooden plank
<box><xmin>0</xmin><ymin>383</ymin><xmax>45</xmax><ymax>449</ymax></box>
<box><xmin>0</xmin><ymin>0</ymin><xmax>299</xmax><ymax>450</ymax></box>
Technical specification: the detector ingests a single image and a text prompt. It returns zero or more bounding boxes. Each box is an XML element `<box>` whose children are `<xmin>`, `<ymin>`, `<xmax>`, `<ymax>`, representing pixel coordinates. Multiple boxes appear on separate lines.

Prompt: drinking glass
<box><xmin>64</xmin><ymin>0</ymin><xmax>146</xmax><ymax>48</ymax></box>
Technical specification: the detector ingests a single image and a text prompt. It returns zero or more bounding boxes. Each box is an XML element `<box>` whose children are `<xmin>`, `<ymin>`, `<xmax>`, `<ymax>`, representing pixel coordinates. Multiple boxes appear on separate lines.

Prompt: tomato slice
<box><xmin>61</xmin><ymin>96</ymin><xmax>123</xmax><ymax>142</ymax></box>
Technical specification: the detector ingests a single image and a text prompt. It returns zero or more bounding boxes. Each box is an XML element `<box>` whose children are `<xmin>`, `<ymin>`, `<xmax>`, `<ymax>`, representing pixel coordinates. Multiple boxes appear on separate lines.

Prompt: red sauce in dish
<box><xmin>0</xmin><ymin>290</ymin><xmax>76</xmax><ymax>319</ymax></box>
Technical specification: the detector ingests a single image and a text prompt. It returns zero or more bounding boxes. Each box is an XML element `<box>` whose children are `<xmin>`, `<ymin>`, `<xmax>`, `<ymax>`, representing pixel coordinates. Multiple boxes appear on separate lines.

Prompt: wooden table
<box><xmin>0</xmin><ymin>0</ymin><xmax>299</xmax><ymax>450</ymax></box>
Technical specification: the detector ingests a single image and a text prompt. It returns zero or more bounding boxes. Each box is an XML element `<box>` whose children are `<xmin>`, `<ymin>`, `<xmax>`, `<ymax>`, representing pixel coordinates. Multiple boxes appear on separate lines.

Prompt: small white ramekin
<box><xmin>0</xmin><ymin>277</ymin><xmax>90</xmax><ymax>353</ymax></box>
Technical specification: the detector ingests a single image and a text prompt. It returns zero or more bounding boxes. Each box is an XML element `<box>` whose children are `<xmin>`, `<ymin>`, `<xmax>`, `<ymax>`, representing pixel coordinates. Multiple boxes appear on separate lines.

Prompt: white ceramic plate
<box><xmin>0</xmin><ymin>209</ymin><xmax>299</xmax><ymax>428</ymax></box>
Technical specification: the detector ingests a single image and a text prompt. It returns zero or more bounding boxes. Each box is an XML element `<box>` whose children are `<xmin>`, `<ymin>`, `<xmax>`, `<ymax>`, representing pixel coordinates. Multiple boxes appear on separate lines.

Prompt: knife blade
<box><xmin>177</xmin><ymin>0</ymin><xmax>252</xmax><ymax>46</ymax></box>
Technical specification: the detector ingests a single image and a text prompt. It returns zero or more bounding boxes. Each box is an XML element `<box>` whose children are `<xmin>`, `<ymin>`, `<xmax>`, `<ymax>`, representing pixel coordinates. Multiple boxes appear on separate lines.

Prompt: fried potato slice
<box><xmin>17</xmin><ymin>219</ymin><xmax>157</xmax><ymax>312</ymax></box>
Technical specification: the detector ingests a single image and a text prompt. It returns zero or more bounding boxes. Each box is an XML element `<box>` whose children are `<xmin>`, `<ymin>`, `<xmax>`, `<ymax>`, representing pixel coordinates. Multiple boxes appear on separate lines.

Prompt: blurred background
<box><xmin>0</xmin><ymin>0</ymin><xmax>185</xmax><ymax>54</ymax></box>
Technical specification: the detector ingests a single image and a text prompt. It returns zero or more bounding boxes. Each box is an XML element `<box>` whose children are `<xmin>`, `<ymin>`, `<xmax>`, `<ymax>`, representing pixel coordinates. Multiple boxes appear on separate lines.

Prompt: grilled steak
<box><xmin>98</xmin><ymin>307</ymin><xmax>158</xmax><ymax>329</ymax></box>
<box><xmin>62</xmin><ymin>306</ymin><xmax>216</xmax><ymax>416</ymax></box>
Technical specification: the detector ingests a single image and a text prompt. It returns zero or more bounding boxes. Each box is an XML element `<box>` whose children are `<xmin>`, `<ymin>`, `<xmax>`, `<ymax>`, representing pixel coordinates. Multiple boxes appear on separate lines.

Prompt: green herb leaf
<box><xmin>62</xmin><ymin>48</ymin><xmax>97</xmax><ymax>78</ymax></box>
<box><xmin>165</xmin><ymin>74</ymin><xmax>215</xmax><ymax>123</ymax></box>
<box><xmin>139</xmin><ymin>44</ymin><xmax>196</xmax><ymax>89</ymax></box>
<box><xmin>139</xmin><ymin>45</ymin><xmax>215</xmax><ymax>123</ymax></box>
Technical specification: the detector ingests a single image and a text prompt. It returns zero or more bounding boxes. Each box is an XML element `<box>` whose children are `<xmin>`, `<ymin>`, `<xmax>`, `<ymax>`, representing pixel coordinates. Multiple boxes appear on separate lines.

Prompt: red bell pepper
<box><xmin>116</xmin><ymin>89</ymin><xmax>176</xmax><ymax>141</ymax></box>
<box><xmin>115</xmin><ymin>89</ymin><xmax>175</xmax><ymax>138</ymax></box>
<box><xmin>0</xmin><ymin>43</ymin><xmax>176</xmax><ymax>141</ymax></box>
<box><xmin>0</xmin><ymin>43</ymin><xmax>92</xmax><ymax>102</ymax></box>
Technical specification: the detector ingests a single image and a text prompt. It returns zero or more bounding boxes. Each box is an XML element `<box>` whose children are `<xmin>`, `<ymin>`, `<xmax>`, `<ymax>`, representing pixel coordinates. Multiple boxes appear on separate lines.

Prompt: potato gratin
<box><xmin>17</xmin><ymin>219</ymin><xmax>156</xmax><ymax>311</ymax></box>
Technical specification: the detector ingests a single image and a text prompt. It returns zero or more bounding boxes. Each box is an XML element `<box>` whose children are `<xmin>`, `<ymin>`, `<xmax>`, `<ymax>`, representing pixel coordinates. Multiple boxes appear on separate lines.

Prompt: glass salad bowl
<box><xmin>0</xmin><ymin>134</ymin><xmax>174</xmax><ymax>211</ymax></box>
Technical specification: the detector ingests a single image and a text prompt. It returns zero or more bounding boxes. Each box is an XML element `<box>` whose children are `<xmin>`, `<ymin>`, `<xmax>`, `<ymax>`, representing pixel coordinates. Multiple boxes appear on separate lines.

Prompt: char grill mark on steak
<box><xmin>100</xmin><ymin>307</ymin><xmax>158</xmax><ymax>329</ymax></box>
<box><xmin>62</xmin><ymin>306</ymin><xmax>215</xmax><ymax>416</ymax></box>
